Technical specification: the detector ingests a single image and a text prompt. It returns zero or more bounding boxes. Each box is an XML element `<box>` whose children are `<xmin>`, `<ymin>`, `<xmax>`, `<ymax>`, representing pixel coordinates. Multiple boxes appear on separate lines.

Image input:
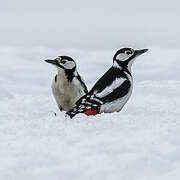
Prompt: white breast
<box><xmin>51</xmin><ymin>71</ymin><xmax>86</xmax><ymax>111</ymax></box>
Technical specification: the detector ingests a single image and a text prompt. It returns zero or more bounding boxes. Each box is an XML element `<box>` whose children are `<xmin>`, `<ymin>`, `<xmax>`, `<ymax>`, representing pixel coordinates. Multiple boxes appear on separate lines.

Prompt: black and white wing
<box><xmin>66</xmin><ymin>67</ymin><xmax>131</xmax><ymax>118</ymax></box>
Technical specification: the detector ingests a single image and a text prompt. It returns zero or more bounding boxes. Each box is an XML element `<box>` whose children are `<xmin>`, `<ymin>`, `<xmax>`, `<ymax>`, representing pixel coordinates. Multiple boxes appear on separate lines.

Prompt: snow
<box><xmin>0</xmin><ymin>46</ymin><xmax>180</xmax><ymax>180</ymax></box>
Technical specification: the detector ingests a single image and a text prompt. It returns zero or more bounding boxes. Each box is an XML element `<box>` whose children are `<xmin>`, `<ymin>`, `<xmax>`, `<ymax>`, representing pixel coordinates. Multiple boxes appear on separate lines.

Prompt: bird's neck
<box><xmin>127</xmin><ymin>59</ymin><xmax>135</xmax><ymax>73</ymax></box>
<box><xmin>57</xmin><ymin>68</ymin><xmax>77</xmax><ymax>82</ymax></box>
<box><xmin>113</xmin><ymin>60</ymin><xmax>132</xmax><ymax>76</ymax></box>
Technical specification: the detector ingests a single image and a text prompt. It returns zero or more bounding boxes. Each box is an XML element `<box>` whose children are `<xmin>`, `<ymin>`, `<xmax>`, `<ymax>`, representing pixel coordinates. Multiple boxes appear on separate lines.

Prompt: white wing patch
<box><xmin>100</xmin><ymin>86</ymin><xmax>133</xmax><ymax>113</ymax></box>
<box><xmin>95</xmin><ymin>77</ymin><xmax>126</xmax><ymax>98</ymax></box>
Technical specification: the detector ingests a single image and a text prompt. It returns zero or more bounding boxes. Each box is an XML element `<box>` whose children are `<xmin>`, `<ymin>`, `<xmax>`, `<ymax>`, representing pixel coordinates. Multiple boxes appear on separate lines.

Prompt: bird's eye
<box><xmin>125</xmin><ymin>51</ymin><xmax>132</xmax><ymax>55</ymax></box>
<box><xmin>61</xmin><ymin>60</ymin><xmax>66</xmax><ymax>64</ymax></box>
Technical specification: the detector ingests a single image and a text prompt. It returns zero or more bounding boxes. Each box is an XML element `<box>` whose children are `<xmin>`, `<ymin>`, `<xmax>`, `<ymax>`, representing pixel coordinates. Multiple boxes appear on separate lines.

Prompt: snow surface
<box><xmin>0</xmin><ymin>46</ymin><xmax>180</xmax><ymax>180</ymax></box>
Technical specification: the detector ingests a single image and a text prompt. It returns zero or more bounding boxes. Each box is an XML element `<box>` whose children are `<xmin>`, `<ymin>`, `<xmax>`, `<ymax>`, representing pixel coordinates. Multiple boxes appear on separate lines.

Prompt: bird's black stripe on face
<box><xmin>57</xmin><ymin>63</ymin><xmax>65</xmax><ymax>69</ymax></box>
<box><xmin>100</xmin><ymin>80</ymin><xmax>131</xmax><ymax>103</ymax></box>
<box><xmin>114</xmin><ymin>61</ymin><xmax>132</xmax><ymax>77</ymax></box>
<box><xmin>125</xmin><ymin>53</ymin><xmax>136</xmax><ymax>63</ymax></box>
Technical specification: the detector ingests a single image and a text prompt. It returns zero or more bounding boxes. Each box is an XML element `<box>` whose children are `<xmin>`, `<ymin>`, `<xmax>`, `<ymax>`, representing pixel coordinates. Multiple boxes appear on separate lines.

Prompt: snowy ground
<box><xmin>0</xmin><ymin>46</ymin><xmax>180</xmax><ymax>180</ymax></box>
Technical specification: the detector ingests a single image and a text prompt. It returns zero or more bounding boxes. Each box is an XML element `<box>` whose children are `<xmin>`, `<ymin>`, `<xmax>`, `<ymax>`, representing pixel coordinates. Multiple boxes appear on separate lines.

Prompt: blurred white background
<box><xmin>0</xmin><ymin>0</ymin><xmax>179</xmax><ymax>49</ymax></box>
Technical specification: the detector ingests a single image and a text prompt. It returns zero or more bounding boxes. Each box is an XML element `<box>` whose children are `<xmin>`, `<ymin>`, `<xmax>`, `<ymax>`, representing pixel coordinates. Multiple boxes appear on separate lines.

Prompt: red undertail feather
<box><xmin>84</xmin><ymin>109</ymin><xmax>99</xmax><ymax>116</ymax></box>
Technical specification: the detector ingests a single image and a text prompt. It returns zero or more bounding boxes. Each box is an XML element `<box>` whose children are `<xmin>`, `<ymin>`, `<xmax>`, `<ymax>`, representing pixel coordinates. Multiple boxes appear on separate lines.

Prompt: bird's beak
<box><xmin>134</xmin><ymin>49</ymin><xmax>148</xmax><ymax>56</ymax></box>
<box><xmin>44</xmin><ymin>59</ymin><xmax>59</xmax><ymax>66</ymax></box>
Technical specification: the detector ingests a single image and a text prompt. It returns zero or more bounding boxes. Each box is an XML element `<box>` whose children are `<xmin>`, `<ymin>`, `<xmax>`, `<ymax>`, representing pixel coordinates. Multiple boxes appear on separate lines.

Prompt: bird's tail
<box><xmin>65</xmin><ymin>111</ymin><xmax>76</xmax><ymax>119</ymax></box>
<box><xmin>66</xmin><ymin>95</ymin><xmax>102</xmax><ymax>118</ymax></box>
<box><xmin>66</xmin><ymin>105</ymin><xmax>100</xmax><ymax>118</ymax></box>
<box><xmin>66</xmin><ymin>105</ymin><xmax>85</xmax><ymax>118</ymax></box>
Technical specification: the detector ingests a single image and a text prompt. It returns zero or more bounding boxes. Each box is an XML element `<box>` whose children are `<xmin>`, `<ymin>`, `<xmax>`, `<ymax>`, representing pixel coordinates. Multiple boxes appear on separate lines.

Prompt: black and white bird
<box><xmin>66</xmin><ymin>48</ymin><xmax>148</xmax><ymax>118</ymax></box>
<box><xmin>45</xmin><ymin>56</ymin><xmax>88</xmax><ymax>112</ymax></box>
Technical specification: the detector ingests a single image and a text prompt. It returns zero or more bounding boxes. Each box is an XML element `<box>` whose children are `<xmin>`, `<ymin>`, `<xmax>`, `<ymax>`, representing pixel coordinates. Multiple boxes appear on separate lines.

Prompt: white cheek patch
<box><xmin>116</xmin><ymin>53</ymin><xmax>130</xmax><ymax>61</ymax></box>
<box><xmin>63</xmin><ymin>61</ymin><xmax>75</xmax><ymax>69</ymax></box>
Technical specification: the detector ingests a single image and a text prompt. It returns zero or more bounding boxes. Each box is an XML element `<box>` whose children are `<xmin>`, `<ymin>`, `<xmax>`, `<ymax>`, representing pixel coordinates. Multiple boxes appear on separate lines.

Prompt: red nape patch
<box><xmin>84</xmin><ymin>109</ymin><xmax>99</xmax><ymax>116</ymax></box>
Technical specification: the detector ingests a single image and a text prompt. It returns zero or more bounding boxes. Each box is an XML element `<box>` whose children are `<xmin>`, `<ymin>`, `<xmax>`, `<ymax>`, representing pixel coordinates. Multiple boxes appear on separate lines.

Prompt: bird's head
<box><xmin>45</xmin><ymin>56</ymin><xmax>76</xmax><ymax>71</ymax></box>
<box><xmin>113</xmin><ymin>48</ymin><xmax>148</xmax><ymax>71</ymax></box>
